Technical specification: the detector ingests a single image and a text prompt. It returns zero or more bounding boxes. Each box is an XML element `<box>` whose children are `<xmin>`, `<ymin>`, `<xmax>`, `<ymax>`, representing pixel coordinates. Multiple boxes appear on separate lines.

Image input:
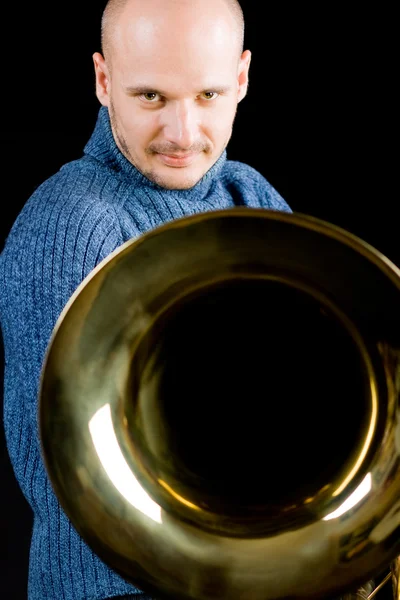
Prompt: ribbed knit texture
<box><xmin>0</xmin><ymin>106</ymin><xmax>291</xmax><ymax>600</ymax></box>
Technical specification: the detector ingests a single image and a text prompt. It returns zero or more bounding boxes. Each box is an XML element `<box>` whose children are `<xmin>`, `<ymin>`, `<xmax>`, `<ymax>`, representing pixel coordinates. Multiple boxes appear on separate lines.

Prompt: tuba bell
<box><xmin>39</xmin><ymin>208</ymin><xmax>400</xmax><ymax>599</ymax></box>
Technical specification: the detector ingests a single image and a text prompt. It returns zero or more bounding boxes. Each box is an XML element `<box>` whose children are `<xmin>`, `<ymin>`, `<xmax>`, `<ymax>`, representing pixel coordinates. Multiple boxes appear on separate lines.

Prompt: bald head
<box><xmin>101</xmin><ymin>0</ymin><xmax>245</xmax><ymax>65</ymax></box>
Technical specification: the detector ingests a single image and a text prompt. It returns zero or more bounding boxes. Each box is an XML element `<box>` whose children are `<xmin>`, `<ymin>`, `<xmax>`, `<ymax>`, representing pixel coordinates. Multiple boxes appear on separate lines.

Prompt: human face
<box><xmin>93</xmin><ymin>0</ymin><xmax>251</xmax><ymax>190</ymax></box>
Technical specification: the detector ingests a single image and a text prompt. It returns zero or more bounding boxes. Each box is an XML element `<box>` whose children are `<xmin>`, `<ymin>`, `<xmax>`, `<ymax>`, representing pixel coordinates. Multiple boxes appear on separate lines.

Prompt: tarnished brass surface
<box><xmin>39</xmin><ymin>208</ymin><xmax>400</xmax><ymax>599</ymax></box>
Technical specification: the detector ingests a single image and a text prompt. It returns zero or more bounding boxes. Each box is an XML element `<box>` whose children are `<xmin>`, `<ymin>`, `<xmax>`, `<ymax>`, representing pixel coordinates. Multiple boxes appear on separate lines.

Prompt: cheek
<box><xmin>118</xmin><ymin>105</ymin><xmax>158</xmax><ymax>142</ymax></box>
<box><xmin>206</xmin><ymin>104</ymin><xmax>237</xmax><ymax>138</ymax></box>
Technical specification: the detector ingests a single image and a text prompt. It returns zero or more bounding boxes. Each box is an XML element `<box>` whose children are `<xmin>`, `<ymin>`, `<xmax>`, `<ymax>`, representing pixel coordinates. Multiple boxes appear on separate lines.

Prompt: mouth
<box><xmin>156</xmin><ymin>152</ymin><xmax>198</xmax><ymax>168</ymax></box>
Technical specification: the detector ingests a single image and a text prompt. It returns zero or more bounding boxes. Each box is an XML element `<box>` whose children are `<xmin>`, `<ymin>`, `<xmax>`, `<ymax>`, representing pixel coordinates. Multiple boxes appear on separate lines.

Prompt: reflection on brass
<box><xmin>39</xmin><ymin>208</ymin><xmax>400</xmax><ymax>599</ymax></box>
<box><xmin>341</xmin><ymin>579</ymin><xmax>374</xmax><ymax>599</ymax></box>
<box><xmin>391</xmin><ymin>555</ymin><xmax>400</xmax><ymax>599</ymax></box>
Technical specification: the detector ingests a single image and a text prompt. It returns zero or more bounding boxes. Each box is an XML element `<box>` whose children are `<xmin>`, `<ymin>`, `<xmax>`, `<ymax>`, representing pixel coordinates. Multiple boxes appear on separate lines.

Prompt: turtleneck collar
<box><xmin>84</xmin><ymin>106</ymin><xmax>227</xmax><ymax>200</ymax></box>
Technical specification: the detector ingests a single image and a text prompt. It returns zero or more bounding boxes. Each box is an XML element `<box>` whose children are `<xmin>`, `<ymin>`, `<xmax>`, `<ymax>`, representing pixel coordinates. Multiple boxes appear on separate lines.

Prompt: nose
<box><xmin>162</xmin><ymin>100</ymin><xmax>199</xmax><ymax>149</ymax></box>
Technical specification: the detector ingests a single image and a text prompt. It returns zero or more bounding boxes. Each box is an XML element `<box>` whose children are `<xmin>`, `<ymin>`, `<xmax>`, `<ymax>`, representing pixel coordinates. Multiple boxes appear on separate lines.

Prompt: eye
<box><xmin>201</xmin><ymin>91</ymin><xmax>219</xmax><ymax>100</ymax></box>
<box><xmin>141</xmin><ymin>92</ymin><xmax>162</xmax><ymax>102</ymax></box>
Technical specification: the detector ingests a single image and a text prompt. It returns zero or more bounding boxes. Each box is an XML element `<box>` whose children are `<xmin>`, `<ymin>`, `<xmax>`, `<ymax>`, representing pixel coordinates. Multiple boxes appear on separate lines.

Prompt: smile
<box><xmin>157</xmin><ymin>153</ymin><xmax>198</xmax><ymax>168</ymax></box>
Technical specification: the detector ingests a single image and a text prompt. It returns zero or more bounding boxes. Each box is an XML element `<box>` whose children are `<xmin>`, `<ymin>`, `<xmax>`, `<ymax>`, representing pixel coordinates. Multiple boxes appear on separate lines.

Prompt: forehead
<box><xmin>113</xmin><ymin>33</ymin><xmax>239</xmax><ymax>97</ymax></box>
<box><xmin>110</xmin><ymin>2</ymin><xmax>240</xmax><ymax>77</ymax></box>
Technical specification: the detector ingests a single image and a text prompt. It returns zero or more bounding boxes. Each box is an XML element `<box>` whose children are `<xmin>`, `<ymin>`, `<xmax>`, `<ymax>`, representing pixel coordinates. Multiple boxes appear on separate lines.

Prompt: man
<box><xmin>0</xmin><ymin>0</ymin><xmax>291</xmax><ymax>599</ymax></box>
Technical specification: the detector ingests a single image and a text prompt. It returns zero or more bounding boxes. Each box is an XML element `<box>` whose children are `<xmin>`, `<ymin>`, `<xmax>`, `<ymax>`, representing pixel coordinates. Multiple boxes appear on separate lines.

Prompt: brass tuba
<box><xmin>39</xmin><ymin>208</ymin><xmax>400</xmax><ymax>599</ymax></box>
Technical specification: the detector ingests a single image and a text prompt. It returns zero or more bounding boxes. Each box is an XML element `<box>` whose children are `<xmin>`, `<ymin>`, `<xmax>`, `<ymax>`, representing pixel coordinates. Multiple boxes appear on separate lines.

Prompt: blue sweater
<box><xmin>0</xmin><ymin>106</ymin><xmax>291</xmax><ymax>600</ymax></box>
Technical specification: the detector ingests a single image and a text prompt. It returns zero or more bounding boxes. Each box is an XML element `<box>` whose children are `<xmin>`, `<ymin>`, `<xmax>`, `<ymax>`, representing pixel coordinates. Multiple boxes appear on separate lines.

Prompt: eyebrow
<box><xmin>123</xmin><ymin>84</ymin><xmax>233</xmax><ymax>96</ymax></box>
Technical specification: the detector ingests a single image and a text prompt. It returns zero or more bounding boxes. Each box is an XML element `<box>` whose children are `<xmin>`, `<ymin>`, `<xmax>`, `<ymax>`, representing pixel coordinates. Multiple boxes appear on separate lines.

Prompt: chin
<box><xmin>149</xmin><ymin>169</ymin><xmax>206</xmax><ymax>191</ymax></box>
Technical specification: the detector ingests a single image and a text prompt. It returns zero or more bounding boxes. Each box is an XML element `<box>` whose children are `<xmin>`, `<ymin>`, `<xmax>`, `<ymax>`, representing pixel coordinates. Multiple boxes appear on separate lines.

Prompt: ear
<box><xmin>237</xmin><ymin>50</ymin><xmax>252</xmax><ymax>103</ymax></box>
<box><xmin>93</xmin><ymin>52</ymin><xmax>111</xmax><ymax>107</ymax></box>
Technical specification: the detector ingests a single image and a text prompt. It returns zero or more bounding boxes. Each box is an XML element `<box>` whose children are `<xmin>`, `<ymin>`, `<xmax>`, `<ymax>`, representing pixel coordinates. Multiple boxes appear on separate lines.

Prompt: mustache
<box><xmin>147</xmin><ymin>141</ymin><xmax>211</xmax><ymax>154</ymax></box>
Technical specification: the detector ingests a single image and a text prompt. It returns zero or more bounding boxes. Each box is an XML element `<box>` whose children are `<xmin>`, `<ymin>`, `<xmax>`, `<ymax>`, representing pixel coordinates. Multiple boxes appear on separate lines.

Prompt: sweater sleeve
<box><xmin>0</xmin><ymin>180</ymin><xmax>152</xmax><ymax>598</ymax></box>
<box><xmin>0</xmin><ymin>176</ymin><xmax>128</xmax><ymax>496</ymax></box>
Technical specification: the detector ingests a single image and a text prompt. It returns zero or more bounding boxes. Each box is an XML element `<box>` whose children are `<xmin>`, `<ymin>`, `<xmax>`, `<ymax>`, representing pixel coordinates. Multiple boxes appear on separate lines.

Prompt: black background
<box><xmin>1</xmin><ymin>2</ymin><xmax>397</xmax><ymax>598</ymax></box>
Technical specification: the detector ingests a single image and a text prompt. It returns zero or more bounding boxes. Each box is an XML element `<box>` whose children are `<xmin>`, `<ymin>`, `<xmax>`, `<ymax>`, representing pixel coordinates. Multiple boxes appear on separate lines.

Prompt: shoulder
<box><xmin>2</xmin><ymin>155</ymin><xmax>135</xmax><ymax>264</ymax></box>
<box><xmin>26</xmin><ymin>154</ymin><xmax>125</xmax><ymax>214</ymax></box>
<box><xmin>221</xmin><ymin>159</ymin><xmax>292</xmax><ymax>212</ymax></box>
<box><xmin>0</xmin><ymin>156</ymin><xmax>137</xmax><ymax>320</ymax></box>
